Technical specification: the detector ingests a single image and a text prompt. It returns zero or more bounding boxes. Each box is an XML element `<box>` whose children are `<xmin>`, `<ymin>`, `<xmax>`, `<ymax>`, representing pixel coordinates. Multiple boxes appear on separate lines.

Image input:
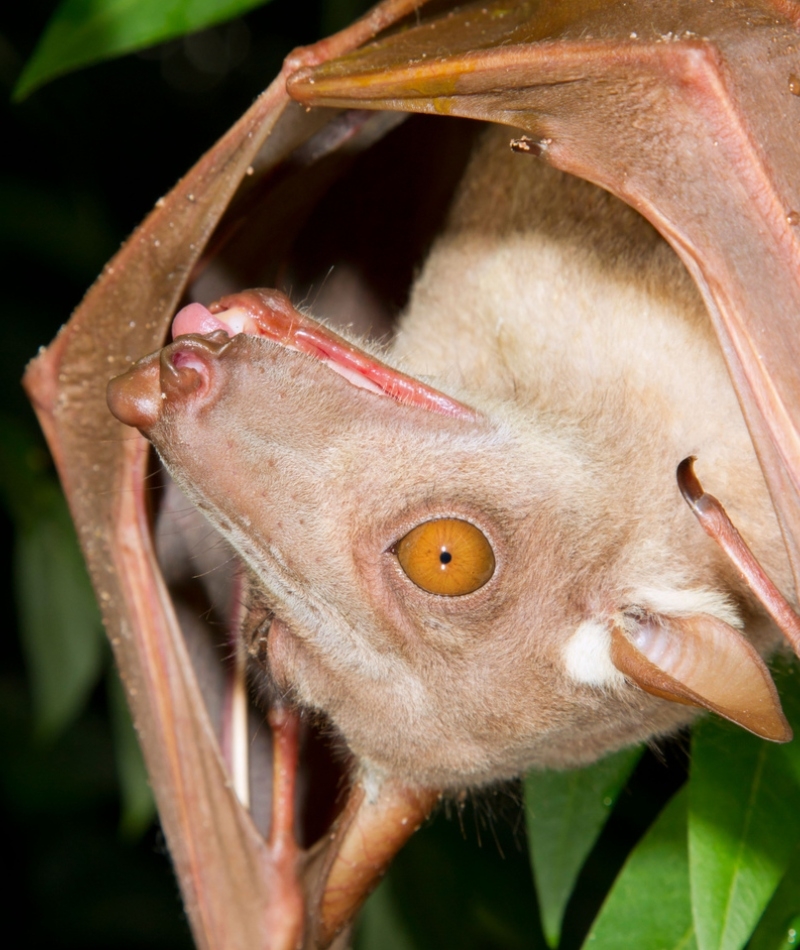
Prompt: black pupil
<box><xmin>439</xmin><ymin>550</ymin><xmax>452</xmax><ymax>564</ymax></box>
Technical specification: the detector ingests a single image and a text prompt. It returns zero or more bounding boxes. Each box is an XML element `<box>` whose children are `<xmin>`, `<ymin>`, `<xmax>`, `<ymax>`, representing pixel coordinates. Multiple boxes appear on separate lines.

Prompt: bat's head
<box><xmin>107</xmin><ymin>280</ymin><xmax>789</xmax><ymax>790</ymax></box>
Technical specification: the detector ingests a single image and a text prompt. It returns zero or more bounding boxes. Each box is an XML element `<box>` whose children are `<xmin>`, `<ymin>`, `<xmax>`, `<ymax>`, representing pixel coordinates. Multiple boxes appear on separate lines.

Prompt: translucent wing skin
<box><xmin>288</xmin><ymin>0</ymin><xmax>800</xmax><ymax>594</ymax></box>
<box><xmin>21</xmin><ymin>1</ymin><xmax>800</xmax><ymax>948</ymax></box>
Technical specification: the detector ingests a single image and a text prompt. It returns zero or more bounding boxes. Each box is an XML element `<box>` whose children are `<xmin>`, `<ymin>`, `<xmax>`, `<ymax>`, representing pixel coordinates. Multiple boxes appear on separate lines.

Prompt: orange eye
<box><xmin>395</xmin><ymin>518</ymin><xmax>495</xmax><ymax>596</ymax></box>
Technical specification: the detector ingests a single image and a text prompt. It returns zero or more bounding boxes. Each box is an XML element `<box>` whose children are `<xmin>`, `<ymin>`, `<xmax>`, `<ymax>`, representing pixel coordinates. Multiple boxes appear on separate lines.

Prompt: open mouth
<box><xmin>171</xmin><ymin>288</ymin><xmax>478</xmax><ymax>420</ymax></box>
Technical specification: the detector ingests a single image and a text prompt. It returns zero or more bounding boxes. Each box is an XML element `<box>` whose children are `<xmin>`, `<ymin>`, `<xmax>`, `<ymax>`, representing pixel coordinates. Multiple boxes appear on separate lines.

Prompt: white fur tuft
<box><xmin>635</xmin><ymin>587</ymin><xmax>742</xmax><ymax>628</ymax></box>
<box><xmin>360</xmin><ymin>763</ymin><xmax>387</xmax><ymax>804</ymax></box>
<box><xmin>563</xmin><ymin>621</ymin><xmax>626</xmax><ymax>688</ymax></box>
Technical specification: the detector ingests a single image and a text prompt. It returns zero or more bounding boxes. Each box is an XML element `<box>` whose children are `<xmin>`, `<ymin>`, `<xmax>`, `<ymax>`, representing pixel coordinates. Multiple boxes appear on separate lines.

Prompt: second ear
<box><xmin>610</xmin><ymin>612</ymin><xmax>790</xmax><ymax>742</ymax></box>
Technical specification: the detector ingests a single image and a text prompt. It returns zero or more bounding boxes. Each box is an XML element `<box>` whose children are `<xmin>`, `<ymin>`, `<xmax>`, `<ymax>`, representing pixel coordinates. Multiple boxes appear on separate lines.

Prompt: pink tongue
<box><xmin>172</xmin><ymin>303</ymin><xmax>229</xmax><ymax>338</ymax></box>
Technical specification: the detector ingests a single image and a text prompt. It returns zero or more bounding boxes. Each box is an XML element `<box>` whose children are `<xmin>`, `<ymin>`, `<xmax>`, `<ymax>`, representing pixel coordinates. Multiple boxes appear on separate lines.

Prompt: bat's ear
<box><xmin>610</xmin><ymin>614</ymin><xmax>791</xmax><ymax>742</ymax></box>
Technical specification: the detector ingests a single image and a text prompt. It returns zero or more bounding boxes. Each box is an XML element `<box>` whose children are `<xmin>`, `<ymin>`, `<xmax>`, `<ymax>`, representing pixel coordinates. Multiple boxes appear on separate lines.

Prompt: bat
<box><xmin>21</xmin><ymin>0</ymin><xmax>800</xmax><ymax>947</ymax></box>
<box><xmin>107</xmin><ymin>121</ymin><xmax>795</xmax><ymax>778</ymax></box>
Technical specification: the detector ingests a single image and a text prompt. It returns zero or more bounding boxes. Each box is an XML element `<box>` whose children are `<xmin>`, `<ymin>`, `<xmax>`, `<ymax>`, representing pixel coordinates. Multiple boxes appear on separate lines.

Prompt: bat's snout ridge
<box><xmin>107</xmin><ymin>351</ymin><xmax>163</xmax><ymax>431</ymax></box>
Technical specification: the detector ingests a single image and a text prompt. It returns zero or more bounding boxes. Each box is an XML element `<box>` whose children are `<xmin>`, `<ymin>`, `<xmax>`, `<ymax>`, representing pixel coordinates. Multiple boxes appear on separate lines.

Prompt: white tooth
<box><xmin>218</xmin><ymin>307</ymin><xmax>252</xmax><ymax>335</ymax></box>
<box><xmin>322</xmin><ymin>358</ymin><xmax>384</xmax><ymax>395</ymax></box>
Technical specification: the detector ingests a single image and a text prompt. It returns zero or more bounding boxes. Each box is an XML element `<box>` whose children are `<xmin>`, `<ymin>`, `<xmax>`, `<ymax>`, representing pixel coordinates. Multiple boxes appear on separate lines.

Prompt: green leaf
<box><xmin>14</xmin><ymin>492</ymin><xmax>105</xmax><ymax>739</ymax></box>
<box><xmin>583</xmin><ymin>787</ymin><xmax>696</xmax><ymax>950</ymax></box>
<box><xmin>0</xmin><ymin>416</ymin><xmax>105</xmax><ymax>740</ymax></box>
<box><xmin>107</xmin><ymin>667</ymin><xmax>156</xmax><ymax>838</ymax></box>
<box><xmin>689</xmin><ymin>702</ymin><xmax>800</xmax><ymax>950</ymax></box>
<box><xmin>747</xmin><ymin>842</ymin><xmax>800</xmax><ymax>950</ymax></box>
<box><xmin>769</xmin><ymin>661</ymin><xmax>800</xmax><ymax>791</ymax></box>
<box><xmin>14</xmin><ymin>0</ymin><xmax>273</xmax><ymax>100</ymax></box>
<box><xmin>356</xmin><ymin>879</ymin><xmax>418</xmax><ymax>950</ymax></box>
<box><xmin>525</xmin><ymin>745</ymin><xmax>643</xmax><ymax>947</ymax></box>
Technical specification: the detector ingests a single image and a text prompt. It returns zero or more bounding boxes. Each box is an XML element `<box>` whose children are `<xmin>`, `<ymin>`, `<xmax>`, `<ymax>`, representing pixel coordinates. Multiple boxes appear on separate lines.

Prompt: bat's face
<box><xmin>107</xmin><ymin>286</ymin><xmax>714</xmax><ymax>790</ymax></box>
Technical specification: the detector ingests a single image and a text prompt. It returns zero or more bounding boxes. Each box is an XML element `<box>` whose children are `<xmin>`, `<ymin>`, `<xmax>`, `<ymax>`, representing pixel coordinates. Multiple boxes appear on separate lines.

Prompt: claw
<box><xmin>677</xmin><ymin>456</ymin><xmax>800</xmax><ymax>658</ymax></box>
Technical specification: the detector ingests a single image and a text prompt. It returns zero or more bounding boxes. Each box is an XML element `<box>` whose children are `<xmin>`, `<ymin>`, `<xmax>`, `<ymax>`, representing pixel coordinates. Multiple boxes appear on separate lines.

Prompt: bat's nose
<box><xmin>107</xmin><ymin>350</ymin><xmax>162</xmax><ymax>430</ymax></box>
<box><xmin>107</xmin><ymin>332</ymin><xmax>230</xmax><ymax>431</ymax></box>
<box><xmin>160</xmin><ymin>332</ymin><xmax>229</xmax><ymax>405</ymax></box>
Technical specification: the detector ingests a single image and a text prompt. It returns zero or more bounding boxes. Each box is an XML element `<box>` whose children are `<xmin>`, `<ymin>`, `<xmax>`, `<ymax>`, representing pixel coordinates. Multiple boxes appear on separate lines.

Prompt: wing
<box><xmin>287</xmin><ymin>0</ymin><xmax>800</xmax><ymax>599</ymax></box>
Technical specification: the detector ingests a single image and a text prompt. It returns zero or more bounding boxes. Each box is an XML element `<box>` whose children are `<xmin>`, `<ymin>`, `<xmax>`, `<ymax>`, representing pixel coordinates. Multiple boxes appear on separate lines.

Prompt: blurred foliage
<box><xmin>14</xmin><ymin>0</ymin><xmax>275</xmax><ymax>100</ymax></box>
<box><xmin>107</xmin><ymin>667</ymin><xmax>157</xmax><ymax>839</ymax></box>
<box><xmin>1</xmin><ymin>416</ymin><xmax>105</xmax><ymax>741</ymax></box>
<box><xmin>5</xmin><ymin>1</ymin><xmax>800</xmax><ymax>948</ymax></box>
<box><xmin>360</xmin><ymin>789</ymin><xmax>543</xmax><ymax>950</ymax></box>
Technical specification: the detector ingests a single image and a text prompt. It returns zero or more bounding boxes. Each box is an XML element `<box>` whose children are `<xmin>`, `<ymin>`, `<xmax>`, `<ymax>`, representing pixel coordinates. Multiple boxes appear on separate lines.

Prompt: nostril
<box><xmin>160</xmin><ymin>338</ymin><xmax>226</xmax><ymax>404</ymax></box>
<box><xmin>171</xmin><ymin>349</ymin><xmax>210</xmax><ymax>375</ymax></box>
<box><xmin>162</xmin><ymin>350</ymin><xmax>207</xmax><ymax>398</ymax></box>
